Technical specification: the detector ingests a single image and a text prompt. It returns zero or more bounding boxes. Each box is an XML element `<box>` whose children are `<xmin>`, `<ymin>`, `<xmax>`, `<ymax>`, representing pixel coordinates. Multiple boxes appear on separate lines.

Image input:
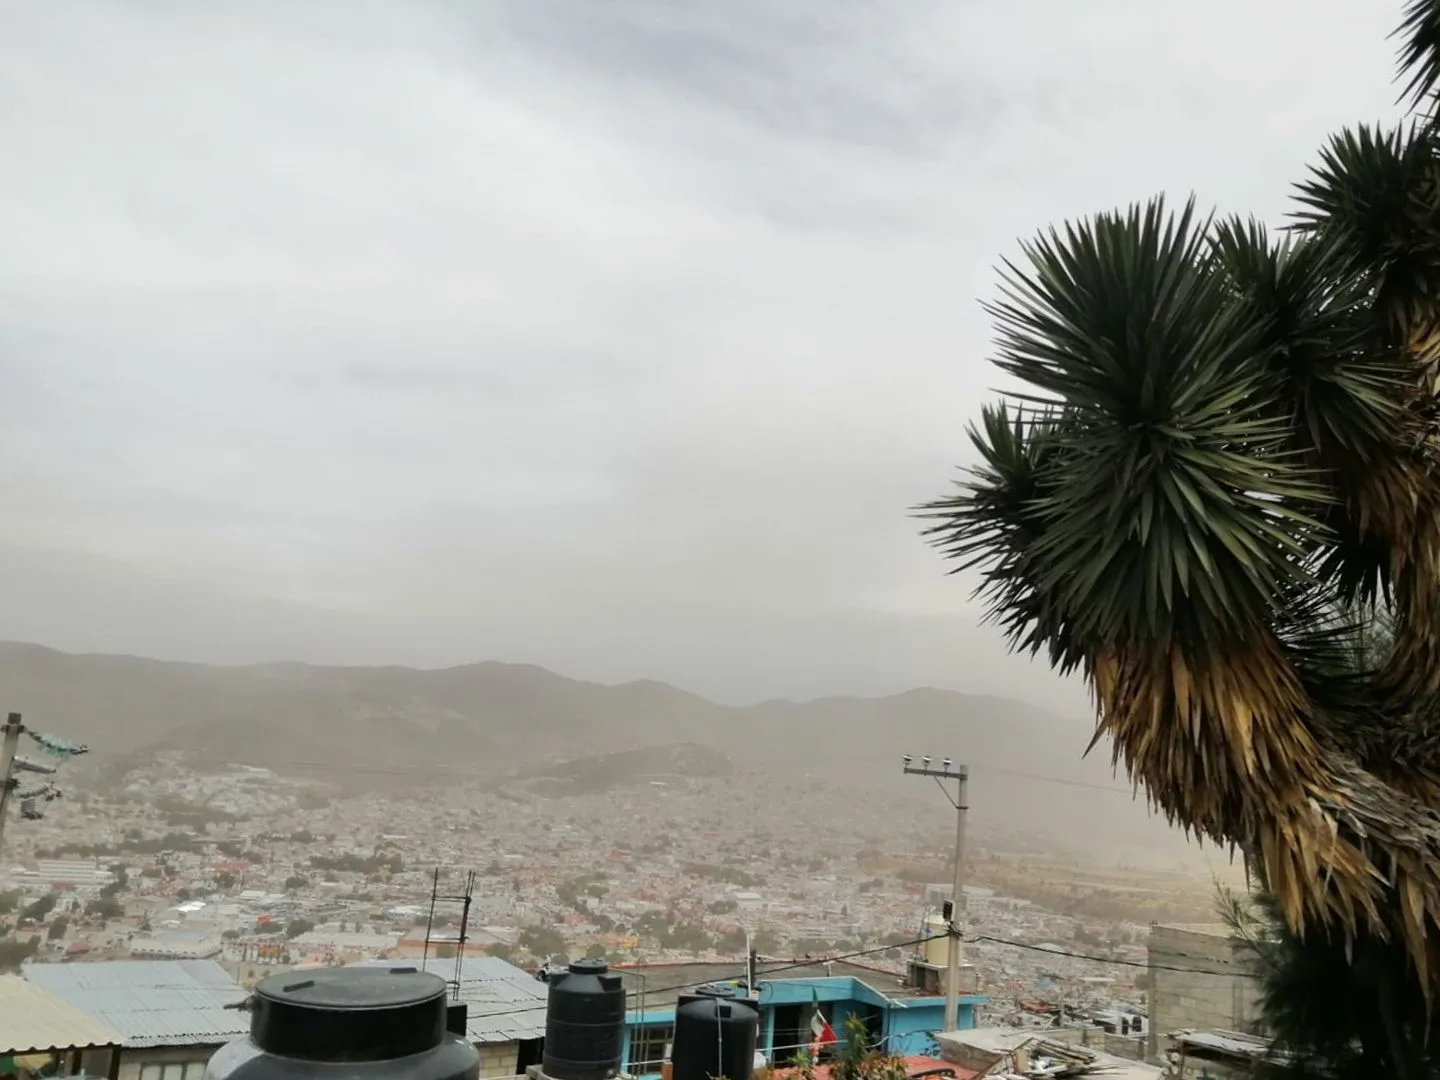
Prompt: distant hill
<box><xmin>516</xmin><ymin>742</ymin><xmax>735</xmax><ymax>796</ymax></box>
<box><xmin>0</xmin><ymin>641</ymin><xmax>1189</xmax><ymax>861</ymax></box>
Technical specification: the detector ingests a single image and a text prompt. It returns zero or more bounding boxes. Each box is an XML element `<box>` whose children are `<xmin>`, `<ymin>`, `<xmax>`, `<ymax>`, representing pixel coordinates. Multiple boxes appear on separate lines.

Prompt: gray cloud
<box><xmin>0</xmin><ymin>0</ymin><xmax>1407</xmax><ymax>707</ymax></box>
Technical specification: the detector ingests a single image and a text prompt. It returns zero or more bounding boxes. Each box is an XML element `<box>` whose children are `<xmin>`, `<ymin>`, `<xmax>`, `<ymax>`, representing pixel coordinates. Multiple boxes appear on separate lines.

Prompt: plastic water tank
<box><xmin>671</xmin><ymin>986</ymin><xmax>757</xmax><ymax>1080</ymax></box>
<box><xmin>542</xmin><ymin>959</ymin><xmax>626</xmax><ymax>1080</ymax></box>
<box><xmin>204</xmin><ymin>966</ymin><xmax>478</xmax><ymax>1080</ymax></box>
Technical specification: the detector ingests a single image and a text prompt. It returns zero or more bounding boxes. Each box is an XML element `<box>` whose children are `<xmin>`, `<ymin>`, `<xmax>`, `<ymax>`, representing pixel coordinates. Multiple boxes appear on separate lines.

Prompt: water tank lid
<box><xmin>694</xmin><ymin>985</ymin><xmax>737</xmax><ymax>999</ymax></box>
<box><xmin>251</xmin><ymin>967</ymin><xmax>449</xmax><ymax>1062</ymax></box>
<box><xmin>567</xmin><ymin>958</ymin><xmax>609</xmax><ymax>975</ymax></box>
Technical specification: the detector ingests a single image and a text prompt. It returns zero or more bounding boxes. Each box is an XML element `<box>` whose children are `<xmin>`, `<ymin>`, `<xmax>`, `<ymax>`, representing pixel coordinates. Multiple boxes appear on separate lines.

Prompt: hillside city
<box><xmin>0</xmin><ymin>653</ymin><xmax>1265</xmax><ymax>1080</ymax></box>
<box><xmin>7</xmin><ymin>0</ymin><xmax>1434</xmax><ymax>1075</ymax></box>
<box><xmin>1</xmin><ymin>752</ymin><xmax>1232</xmax><ymax>1017</ymax></box>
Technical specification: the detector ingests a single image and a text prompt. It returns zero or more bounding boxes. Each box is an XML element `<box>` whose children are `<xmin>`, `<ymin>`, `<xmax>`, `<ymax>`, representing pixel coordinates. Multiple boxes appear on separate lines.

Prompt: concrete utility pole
<box><xmin>0</xmin><ymin>713</ymin><xmax>24</xmax><ymax>859</ymax></box>
<box><xmin>902</xmin><ymin>754</ymin><xmax>968</xmax><ymax>1033</ymax></box>
<box><xmin>0</xmin><ymin>712</ymin><xmax>86</xmax><ymax>866</ymax></box>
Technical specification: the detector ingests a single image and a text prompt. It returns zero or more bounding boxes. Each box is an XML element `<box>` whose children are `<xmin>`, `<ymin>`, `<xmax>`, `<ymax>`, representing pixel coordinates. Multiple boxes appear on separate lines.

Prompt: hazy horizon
<box><xmin>0</xmin><ymin>1</ymin><xmax>1405</xmax><ymax>712</ymax></box>
<box><xmin>0</xmin><ymin>622</ymin><xmax>1095</xmax><ymax>718</ymax></box>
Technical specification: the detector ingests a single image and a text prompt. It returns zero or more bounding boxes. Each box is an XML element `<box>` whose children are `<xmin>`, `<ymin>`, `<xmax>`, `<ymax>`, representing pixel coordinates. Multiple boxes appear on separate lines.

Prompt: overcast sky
<box><xmin>0</xmin><ymin>0</ymin><xmax>1407</xmax><ymax>706</ymax></box>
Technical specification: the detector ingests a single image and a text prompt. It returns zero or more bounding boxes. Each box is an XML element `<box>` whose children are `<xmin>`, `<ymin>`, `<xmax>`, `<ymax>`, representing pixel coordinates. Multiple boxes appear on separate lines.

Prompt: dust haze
<box><xmin>0</xmin><ymin>0</ymin><xmax>1405</xmax><ymax>874</ymax></box>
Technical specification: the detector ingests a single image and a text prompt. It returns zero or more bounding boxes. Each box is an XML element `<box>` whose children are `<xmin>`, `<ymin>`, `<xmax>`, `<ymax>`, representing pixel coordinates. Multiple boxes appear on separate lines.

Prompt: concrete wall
<box><xmin>1146</xmin><ymin>926</ymin><xmax>1261</xmax><ymax>1062</ymax></box>
<box><xmin>1100</xmin><ymin>1032</ymin><xmax>1148</xmax><ymax>1061</ymax></box>
<box><xmin>477</xmin><ymin>1039</ymin><xmax>520</xmax><ymax>1078</ymax></box>
<box><xmin>885</xmin><ymin>1000</ymin><xmax>978</xmax><ymax>1055</ymax></box>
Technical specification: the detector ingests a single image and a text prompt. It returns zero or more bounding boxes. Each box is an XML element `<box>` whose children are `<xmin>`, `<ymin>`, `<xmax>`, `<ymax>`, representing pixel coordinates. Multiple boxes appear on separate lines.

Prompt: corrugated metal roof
<box><xmin>1171</xmin><ymin>1031</ymin><xmax>1278</xmax><ymax>1057</ymax></box>
<box><xmin>23</xmin><ymin>959</ymin><xmax>249</xmax><ymax>1049</ymax></box>
<box><xmin>353</xmin><ymin>956</ymin><xmax>548</xmax><ymax>1044</ymax></box>
<box><xmin>0</xmin><ymin>974</ymin><xmax>124</xmax><ymax>1053</ymax></box>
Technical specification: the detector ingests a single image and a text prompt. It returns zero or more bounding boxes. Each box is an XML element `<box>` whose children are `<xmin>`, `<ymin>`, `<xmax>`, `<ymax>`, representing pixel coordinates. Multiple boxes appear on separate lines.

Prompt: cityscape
<box><xmin>0</xmin><ymin>0</ymin><xmax>1432</xmax><ymax>1077</ymax></box>
<box><xmin>0</xmin><ymin>736</ymin><xmax>1252</xmax><ymax>1080</ymax></box>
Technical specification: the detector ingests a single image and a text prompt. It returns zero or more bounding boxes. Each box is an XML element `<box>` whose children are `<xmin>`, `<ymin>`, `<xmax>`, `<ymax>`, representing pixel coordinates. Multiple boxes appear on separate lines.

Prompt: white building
<box><xmin>6</xmin><ymin>859</ymin><xmax>115</xmax><ymax>897</ymax></box>
<box><xmin>128</xmin><ymin>931</ymin><xmax>222</xmax><ymax>960</ymax></box>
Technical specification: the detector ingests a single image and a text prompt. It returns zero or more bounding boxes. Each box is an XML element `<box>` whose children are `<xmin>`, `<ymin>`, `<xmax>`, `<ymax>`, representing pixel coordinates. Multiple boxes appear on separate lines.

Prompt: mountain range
<box><xmin>0</xmin><ymin>640</ymin><xmax>1197</xmax><ymax>863</ymax></box>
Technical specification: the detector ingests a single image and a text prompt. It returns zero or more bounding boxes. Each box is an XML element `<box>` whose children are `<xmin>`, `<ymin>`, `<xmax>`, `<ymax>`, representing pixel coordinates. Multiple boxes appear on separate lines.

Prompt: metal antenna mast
<box><xmin>423</xmin><ymin>867</ymin><xmax>480</xmax><ymax>1001</ymax></box>
<box><xmin>422</xmin><ymin>867</ymin><xmax>440</xmax><ymax>972</ymax></box>
<box><xmin>452</xmin><ymin>870</ymin><xmax>477</xmax><ymax>1001</ymax></box>
<box><xmin>902</xmin><ymin>753</ymin><xmax>968</xmax><ymax>1033</ymax></box>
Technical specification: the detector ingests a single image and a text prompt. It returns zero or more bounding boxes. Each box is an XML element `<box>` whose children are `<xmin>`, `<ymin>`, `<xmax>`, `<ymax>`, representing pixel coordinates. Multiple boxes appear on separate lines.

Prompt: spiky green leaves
<box><xmin>1293</xmin><ymin>124</ymin><xmax>1440</xmax><ymax>355</ymax></box>
<box><xmin>919</xmin><ymin>404</ymin><xmax>1084</xmax><ymax>671</ymax></box>
<box><xmin>1398</xmin><ymin>0</ymin><xmax>1440</xmax><ymax>116</ymax></box>
<box><xmin>1212</xmin><ymin>218</ymin><xmax>1415</xmax><ymax>605</ymax></box>
<box><xmin>922</xmin><ymin>197</ymin><xmax>1327</xmax><ymax>662</ymax></box>
<box><xmin>1211</xmin><ymin>219</ymin><xmax>1402</xmax><ymax>463</ymax></box>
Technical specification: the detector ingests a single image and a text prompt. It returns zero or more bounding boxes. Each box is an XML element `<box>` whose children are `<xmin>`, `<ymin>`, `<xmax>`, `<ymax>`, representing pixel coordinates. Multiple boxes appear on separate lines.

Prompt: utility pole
<box><xmin>0</xmin><ymin>714</ymin><xmax>24</xmax><ymax>860</ymax></box>
<box><xmin>0</xmin><ymin>712</ymin><xmax>87</xmax><ymax>866</ymax></box>
<box><xmin>902</xmin><ymin>754</ymin><xmax>968</xmax><ymax>1033</ymax></box>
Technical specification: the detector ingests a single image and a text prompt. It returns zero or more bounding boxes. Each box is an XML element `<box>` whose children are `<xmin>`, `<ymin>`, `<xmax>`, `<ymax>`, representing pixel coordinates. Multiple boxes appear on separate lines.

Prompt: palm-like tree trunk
<box><xmin>919</xmin><ymin>0</ymin><xmax>1440</xmax><ymax>1000</ymax></box>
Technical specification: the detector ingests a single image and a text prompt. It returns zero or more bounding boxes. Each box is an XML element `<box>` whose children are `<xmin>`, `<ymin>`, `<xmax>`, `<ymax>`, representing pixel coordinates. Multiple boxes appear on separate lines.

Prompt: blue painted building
<box><xmin>615</xmin><ymin>960</ymin><xmax>985</xmax><ymax>1077</ymax></box>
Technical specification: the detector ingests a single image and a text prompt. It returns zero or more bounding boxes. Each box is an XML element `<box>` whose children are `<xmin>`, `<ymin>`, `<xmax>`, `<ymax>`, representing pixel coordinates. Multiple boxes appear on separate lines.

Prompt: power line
<box><xmin>747</xmin><ymin>935</ymin><xmax>947</xmax><ymax>979</ymax></box>
<box><xmin>130</xmin><ymin>932</ymin><xmax>1245</xmax><ymax>998</ymax></box>
<box><xmin>441</xmin><ymin>932</ymin><xmax>1241</xmax><ymax>1025</ymax></box>
<box><xmin>819</xmin><ymin>755</ymin><xmax>1138</xmax><ymax>797</ymax></box>
<box><xmin>971</xmin><ymin>765</ymin><xmax>1135</xmax><ymax>797</ymax></box>
<box><xmin>966</xmin><ymin>934</ymin><xmax>1240</xmax><ymax>976</ymax></box>
<box><xmin>456</xmin><ymin>935</ymin><xmax>944</xmax><ymax>1021</ymax></box>
<box><xmin>164</xmin><ymin>932</ymin><xmax>1238</xmax><ymax>1016</ymax></box>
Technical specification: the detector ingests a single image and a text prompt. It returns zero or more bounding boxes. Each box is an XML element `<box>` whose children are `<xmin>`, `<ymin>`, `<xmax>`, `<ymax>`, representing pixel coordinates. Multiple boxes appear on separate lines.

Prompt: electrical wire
<box><xmin>452</xmin><ymin>930</ymin><xmax>1245</xmax><ymax>1023</ymax></box>
<box><xmin>115</xmin><ymin>930</ymin><xmax>1242</xmax><ymax>1001</ymax></box>
<box><xmin>964</xmin><ymin>933</ymin><xmax>1240</xmax><ymax>976</ymax></box>
<box><xmin>455</xmin><ymin>935</ymin><xmax>945</xmax><ymax>1021</ymax></box>
<box><xmin>746</xmin><ymin>936</ymin><xmax>945</xmax><ymax>979</ymax></box>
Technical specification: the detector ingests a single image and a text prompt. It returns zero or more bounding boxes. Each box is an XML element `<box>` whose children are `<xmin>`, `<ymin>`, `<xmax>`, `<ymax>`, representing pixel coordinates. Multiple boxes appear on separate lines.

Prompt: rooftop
<box><xmin>1151</xmin><ymin>923</ymin><xmax>1235</xmax><ymax>938</ymax></box>
<box><xmin>1171</xmin><ymin>1030</ymin><xmax>1287</xmax><ymax>1061</ymax></box>
<box><xmin>290</xmin><ymin>930</ymin><xmax>399</xmax><ymax>950</ymax></box>
<box><xmin>0</xmin><ymin>975</ymin><xmax>124</xmax><ymax>1055</ymax></box>
<box><xmin>352</xmin><ymin>956</ymin><xmax>547</xmax><ymax>1044</ymax></box>
<box><xmin>23</xmin><ymin>959</ymin><xmax>248</xmax><ymax>1048</ymax></box>
<box><xmin>610</xmin><ymin>959</ymin><xmax>960</xmax><ymax>1009</ymax></box>
<box><xmin>936</xmin><ymin>1028</ymin><xmax>1161</xmax><ymax>1080</ymax></box>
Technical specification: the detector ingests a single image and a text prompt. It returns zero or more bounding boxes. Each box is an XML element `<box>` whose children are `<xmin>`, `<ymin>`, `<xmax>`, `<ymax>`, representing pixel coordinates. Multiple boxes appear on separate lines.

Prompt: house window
<box><xmin>138</xmin><ymin>1062</ymin><xmax>208</xmax><ymax>1080</ymax></box>
<box><xmin>628</xmin><ymin>1024</ymin><xmax>674</xmax><ymax>1074</ymax></box>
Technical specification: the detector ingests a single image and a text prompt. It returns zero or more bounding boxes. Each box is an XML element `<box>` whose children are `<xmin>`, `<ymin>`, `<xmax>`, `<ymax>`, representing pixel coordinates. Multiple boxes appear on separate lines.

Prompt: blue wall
<box><xmin>621</xmin><ymin>976</ymin><xmax>985</xmax><ymax>1077</ymax></box>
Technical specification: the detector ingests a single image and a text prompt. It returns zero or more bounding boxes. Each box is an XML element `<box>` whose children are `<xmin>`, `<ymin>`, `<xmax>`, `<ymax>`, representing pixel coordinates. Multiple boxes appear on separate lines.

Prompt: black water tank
<box><xmin>672</xmin><ymin>986</ymin><xmax>758</xmax><ymax>1080</ymax></box>
<box><xmin>542</xmin><ymin>959</ymin><xmax>626</xmax><ymax>1080</ymax></box>
<box><xmin>204</xmin><ymin>967</ymin><xmax>479</xmax><ymax>1080</ymax></box>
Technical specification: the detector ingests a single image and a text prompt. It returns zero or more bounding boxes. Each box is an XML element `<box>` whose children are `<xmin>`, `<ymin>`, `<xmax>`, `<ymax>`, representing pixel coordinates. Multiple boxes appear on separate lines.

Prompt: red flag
<box><xmin>809</xmin><ymin>990</ymin><xmax>837</xmax><ymax>1055</ymax></box>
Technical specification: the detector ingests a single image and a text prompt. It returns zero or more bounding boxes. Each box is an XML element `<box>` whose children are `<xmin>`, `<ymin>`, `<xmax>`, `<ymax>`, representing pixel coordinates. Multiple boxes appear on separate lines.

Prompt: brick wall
<box><xmin>477</xmin><ymin>1040</ymin><xmax>520</xmax><ymax>1078</ymax></box>
<box><xmin>1146</xmin><ymin>925</ymin><xmax>1261</xmax><ymax>1063</ymax></box>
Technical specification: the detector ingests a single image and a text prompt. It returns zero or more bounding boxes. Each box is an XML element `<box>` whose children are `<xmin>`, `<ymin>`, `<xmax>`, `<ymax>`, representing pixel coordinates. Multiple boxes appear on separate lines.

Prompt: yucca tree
<box><xmin>1221</xmin><ymin>886</ymin><xmax>1435</xmax><ymax>1080</ymax></box>
<box><xmin>920</xmin><ymin>0</ymin><xmax>1440</xmax><ymax>998</ymax></box>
